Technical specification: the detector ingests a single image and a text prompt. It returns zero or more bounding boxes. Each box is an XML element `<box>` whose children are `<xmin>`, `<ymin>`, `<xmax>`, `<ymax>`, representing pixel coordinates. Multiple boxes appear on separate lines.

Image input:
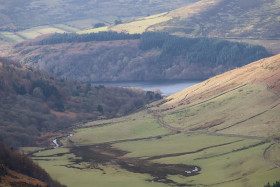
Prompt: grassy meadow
<box><xmin>31</xmin><ymin>104</ymin><xmax>280</xmax><ymax>187</ymax></box>
<box><xmin>161</xmin><ymin>83</ymin><xmax>280</xmax><ymax>138</ymax></box>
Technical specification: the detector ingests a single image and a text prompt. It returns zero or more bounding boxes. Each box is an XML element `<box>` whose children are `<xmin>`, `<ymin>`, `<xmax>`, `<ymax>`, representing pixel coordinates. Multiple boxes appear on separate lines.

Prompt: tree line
<box><xmin>139</xmin><ymin>32</ymin><xmax>272</xmax><ymax>67</ymax></box>
<box><xmin>38</xmin><ymin>31</ymin><xmax>141</xmax><ymax>45</ymax></box>
<box><xmin>265</xmin><ymin>181</ymin><xmax>280</xmax><ymax>187</ymax></box>
<box><xmin>37</xmin><ymin>31</ymin><xmax>271</xmax><ymax>68</ymax></box>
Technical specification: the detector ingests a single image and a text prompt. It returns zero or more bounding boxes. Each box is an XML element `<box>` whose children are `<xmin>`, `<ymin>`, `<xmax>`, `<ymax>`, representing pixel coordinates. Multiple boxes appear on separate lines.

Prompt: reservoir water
<box><xmin>93</xmin><ymin>80</ymin><xmax>201</xmax><ymax>96</ymax></box>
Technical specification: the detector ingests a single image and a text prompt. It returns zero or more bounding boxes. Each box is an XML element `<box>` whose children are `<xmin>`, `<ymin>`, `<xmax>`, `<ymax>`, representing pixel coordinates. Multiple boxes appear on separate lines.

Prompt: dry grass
<box><xmin>160</xmin><ymin>54</ymin><xmax>280</xmax><ymax>110</ymax></box>
<box><xmin>108</xmin><ymin>13</ymin><xmax>171</xmax><ymax>34</ymax></box>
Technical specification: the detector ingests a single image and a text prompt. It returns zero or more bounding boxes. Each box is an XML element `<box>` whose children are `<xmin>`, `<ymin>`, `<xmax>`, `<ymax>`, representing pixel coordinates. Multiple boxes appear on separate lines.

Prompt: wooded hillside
<box><xmin>4</xmin><ymin>32</ymin><xmax>272</xmax><ymax>82</ymax></box>
<box><xmin>0</xmin><ymin>141</ymin><xmax>66</xmax><ymax>187</ymax></box>
<box><xmin>0</xmin><ymin>57</ymin><xmax>160</xmax><ymax>148</ymax></box>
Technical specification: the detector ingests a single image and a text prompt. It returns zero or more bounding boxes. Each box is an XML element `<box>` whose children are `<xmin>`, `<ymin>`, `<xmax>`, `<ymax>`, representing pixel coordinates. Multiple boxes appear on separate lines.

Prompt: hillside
<box><xmin>0</xmin><ymin>142</ymin><xmax>66</xmax><ymax>187</ymax></box>
<box><xmin>150</xmin><ymin>0</ymin><xmax>280</xmax><ymax>38</ymax></box>
<box><xmin>152</xmin><ymin>53</ymin><xmax>280</xmax><ymax>139</ymax></box>
<box><xmin>0</xmin><ymin>32</ymin><xmax>271</xmax><ymax>82</ymax></box>
<box><xmin>0</xmin><ymin>0</ymin><xmax>198</xmax><ymax>31</ymax></box>
<box><xmin>0</xmin><ymin>57</ymin><xmax>160</xmax><ymax>148</ymax></box>
<box><xmin>30</xmin><ymin>55</ymin><xmax>280</xmax><ymax>186</ymax></box>
<box><xmin>107</xmin><ymin>0</ymin><xmax>280</xmax><ymax>53</ymax></box>
<box><xmin>0</xmin><ymin>0</ymin><xmax>199</xmax><ymax>44</ymax></box>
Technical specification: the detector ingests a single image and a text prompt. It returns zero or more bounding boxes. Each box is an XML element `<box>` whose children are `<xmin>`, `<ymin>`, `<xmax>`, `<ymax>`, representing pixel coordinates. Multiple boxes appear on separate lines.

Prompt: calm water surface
<box><xmin>93</xmin><ymin>80</ymin><xmax>201</xmax><ymax>96</ymax></box>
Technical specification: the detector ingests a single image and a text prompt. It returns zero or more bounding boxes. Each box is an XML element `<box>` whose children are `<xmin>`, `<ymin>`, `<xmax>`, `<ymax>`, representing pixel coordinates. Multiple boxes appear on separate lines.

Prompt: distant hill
<box><xmin>150</xmin><ymin>0</ymin><xmax>280</xmax><ymax>39</ymax></box>
<box><xmin>152</xmin><ymin>53</ymin><xmax>280</xmax><ymax>140</ymax></box>
<box><xmin>108</xmin><ymin>0</ymin><xmax>280</xmax><ymax>53</ymax></box>
<box><xmin>0</xmin><ymin>0</ymin><xmax>198</xmax><ymax>31</ymax></box>
<box><xmin>1</xmin><ymin>32</ymin><xmax>272</xmax><ymax>82</ymax></box>
<box><xmin>0</xmin><ymin>57</ymin><xmax>160</xmax><ymax>148</ymax></box>
<box><xmin>0</xmin><ymin>142</ymin><xmax>65</xmax><ymax>187</ymax></box>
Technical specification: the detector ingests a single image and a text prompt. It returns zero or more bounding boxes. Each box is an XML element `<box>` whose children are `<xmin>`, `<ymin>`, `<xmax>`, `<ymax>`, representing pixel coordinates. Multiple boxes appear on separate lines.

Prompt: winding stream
<box><xmin>52</xmin><ymin>134</ymin><xmax>73</xmax><ymax>148</ymax></box>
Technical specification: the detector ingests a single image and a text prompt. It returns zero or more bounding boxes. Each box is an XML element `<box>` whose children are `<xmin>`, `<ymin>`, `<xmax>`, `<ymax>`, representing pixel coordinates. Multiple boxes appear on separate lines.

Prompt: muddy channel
<box><xmin>70</xmin><ymin>143</ymin><xmax>200</xmax><ymax>186</ymax></box>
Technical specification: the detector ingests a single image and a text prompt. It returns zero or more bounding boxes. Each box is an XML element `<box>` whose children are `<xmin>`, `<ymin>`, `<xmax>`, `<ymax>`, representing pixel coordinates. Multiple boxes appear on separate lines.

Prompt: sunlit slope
<box><xmin>104</xmin><ymin>0</ymin><xmax>222</xmax><ymax>34</ymax></box>
<box><xmin>152</xmin><ymin>54</ymin><xmax>280</xmax><ymax>139</ymax></box>
<box><xmin>108</xmin><ymin>0</ymin><xmax>280</xmax><ymax>39</ymax></box>
<box><xmin>150</xmin><ymin>0</ymin><xmax>280</xmax><ymax>39</ymax></box>
<box><xmin>109</xmin><ymin>0</ymin><xmax>280</xmax><ymax>53</ymax></box>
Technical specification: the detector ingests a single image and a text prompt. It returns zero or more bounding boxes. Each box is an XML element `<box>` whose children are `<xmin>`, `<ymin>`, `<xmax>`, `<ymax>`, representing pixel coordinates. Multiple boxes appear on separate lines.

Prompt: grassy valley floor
<box><xmin>30</xmin><ymin>109</ymin><xmax>279</xmax><ymax>187</ymax></box>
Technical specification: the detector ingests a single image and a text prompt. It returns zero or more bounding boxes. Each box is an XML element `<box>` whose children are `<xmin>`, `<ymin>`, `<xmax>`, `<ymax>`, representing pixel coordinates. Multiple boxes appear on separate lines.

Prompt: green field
<box><xmin>17</xmin><ymin>26</ymin><xmax>67</xmax><ymax>39</ymax></box>
<box><xmin>32</xmin><ymin>107</ymin><xmax>280</xmax><ymax>187</ymax></box>
<box><xmin>0</xmin><ymin>32</ymin><xmax>24</xmax><ymax>42</ymax></box>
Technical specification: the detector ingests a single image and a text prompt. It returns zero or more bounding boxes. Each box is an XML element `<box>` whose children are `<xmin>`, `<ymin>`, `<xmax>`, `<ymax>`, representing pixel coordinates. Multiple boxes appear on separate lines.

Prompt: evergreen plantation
<box><xmin>139</xmin><ymin>32</ymin><xmax>271</xmax><ymax>66</ymax></box>
<box><xmin>38</xmin><ymin>32</ymin><xmax>141</xmax><ymax>45</ymax></box>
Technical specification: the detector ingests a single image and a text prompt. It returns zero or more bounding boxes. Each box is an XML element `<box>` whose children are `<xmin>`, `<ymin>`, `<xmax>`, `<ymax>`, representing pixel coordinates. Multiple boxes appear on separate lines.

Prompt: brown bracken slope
<box><xmin>151</xmin><ymin>54</ymin><xmax>280</xmax><ymax>139</ymax></box>
<box><xmin>164</xmin><ymin>54</ymin><xmax>280</xmax><ymax>108</ymax></box>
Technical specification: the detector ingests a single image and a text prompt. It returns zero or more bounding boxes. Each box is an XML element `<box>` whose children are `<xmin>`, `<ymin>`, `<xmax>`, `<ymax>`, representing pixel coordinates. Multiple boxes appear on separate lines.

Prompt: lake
<box><xmin>93</xmin><ymin>80</ymin><xmax>201</xmax><ymax>96</ymax></box>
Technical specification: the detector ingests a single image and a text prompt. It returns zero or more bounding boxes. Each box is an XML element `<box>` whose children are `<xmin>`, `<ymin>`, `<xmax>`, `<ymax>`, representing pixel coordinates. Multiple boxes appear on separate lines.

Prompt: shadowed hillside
<box><xmin>0</xmin><ymin>57</ymin><xmax>160</xmax><ymax>148</ymax></box>
<box><xmin>0</xmin><ymin>142</ymin><xmax>66</xmax><ymax>187</ymax></box>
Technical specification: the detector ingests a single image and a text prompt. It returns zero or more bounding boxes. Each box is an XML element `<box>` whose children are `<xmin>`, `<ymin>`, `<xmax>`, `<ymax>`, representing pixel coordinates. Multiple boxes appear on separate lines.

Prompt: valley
<box><xmin>28</xmin><ymin>54</ymin><xmax>280</xmax><ymax>187</ymax></box>
<box><xmin>0</xmin><ymin>0</ymin><xmax>280</xmax><ymax>186</ymax></box>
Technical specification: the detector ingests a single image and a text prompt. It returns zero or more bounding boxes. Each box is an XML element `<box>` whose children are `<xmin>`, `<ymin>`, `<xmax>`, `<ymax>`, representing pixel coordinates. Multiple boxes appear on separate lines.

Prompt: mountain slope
<box><xmin>151</xmin><ymin>54</ymin><xmax>280</xmax><ymax>139</ymax></box>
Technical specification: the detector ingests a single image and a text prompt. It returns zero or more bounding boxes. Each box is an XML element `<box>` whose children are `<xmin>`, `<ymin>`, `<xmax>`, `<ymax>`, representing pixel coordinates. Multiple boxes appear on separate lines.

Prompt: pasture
<box><xmin>32</xmin><ymin>106</ymin><xmax>280</xmax><ymax>187</ymax></box>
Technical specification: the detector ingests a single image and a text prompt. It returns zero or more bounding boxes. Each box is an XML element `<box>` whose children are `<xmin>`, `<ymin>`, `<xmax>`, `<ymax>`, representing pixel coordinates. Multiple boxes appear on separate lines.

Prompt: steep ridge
<box><xmin>151</xmin><ymin>54</ymin><xmax>280</xmax><ymax>139</ymax></box>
